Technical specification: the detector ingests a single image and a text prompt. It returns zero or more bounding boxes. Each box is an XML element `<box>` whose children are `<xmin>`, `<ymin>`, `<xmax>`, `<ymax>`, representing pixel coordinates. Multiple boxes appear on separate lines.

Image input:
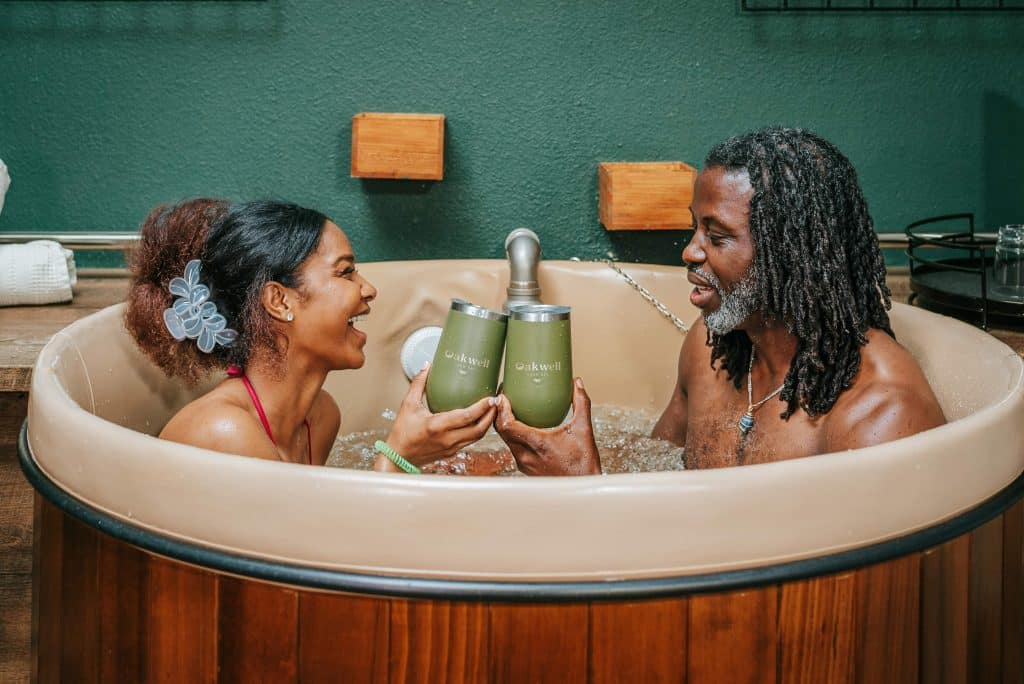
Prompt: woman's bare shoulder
<box><xmin>311</xmin><ymin>389</ymin><xmax>341</xmax><ymax>427</ymax></box>
<box><xmin>159</xmin><ymin>390</ymin><xmax>278</xmax><ymax>460</ymax></box>
<box><xmin>308</xmin><ymin>390</ymin><xmax>341</xmax><ymax>465</ymax></box>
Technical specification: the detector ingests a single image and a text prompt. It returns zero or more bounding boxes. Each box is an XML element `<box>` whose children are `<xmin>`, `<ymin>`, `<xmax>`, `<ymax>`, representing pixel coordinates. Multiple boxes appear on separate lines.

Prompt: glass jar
<box><xmin>993</xmin><ymin>224</ymin><xmax>1024</xmax><ymax>303</ymax></box>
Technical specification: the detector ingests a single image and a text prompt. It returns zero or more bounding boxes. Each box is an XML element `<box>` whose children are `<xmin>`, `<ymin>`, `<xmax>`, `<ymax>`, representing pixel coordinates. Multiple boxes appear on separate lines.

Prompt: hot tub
<box><xmin>20</xmin><ymin>260</ymin><xmax>1024</xmax><ymax>682</ymax></box>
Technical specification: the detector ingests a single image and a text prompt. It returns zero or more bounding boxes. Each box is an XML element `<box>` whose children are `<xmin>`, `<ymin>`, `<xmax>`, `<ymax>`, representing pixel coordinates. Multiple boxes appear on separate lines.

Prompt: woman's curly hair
<box><xmin>125</xmin><ymin>199</ymin><xmax>327</xmax><ymax>385</ymax></box>
<box><xmin>704</xmin><ymin>127</ymin><xmax>893</xmax><ymax>419</ymax></box>
<box><xmin>125</xmin><ymin>199</ymin><xmax>227</xmax><ymax>385</ymax></box>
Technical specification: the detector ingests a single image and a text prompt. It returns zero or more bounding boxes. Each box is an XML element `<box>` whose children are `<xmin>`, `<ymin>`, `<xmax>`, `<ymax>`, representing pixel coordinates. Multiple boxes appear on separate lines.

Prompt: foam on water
<box><xmin>326</xmin><ymin>405</ymin><xmax>686</xmax><ymax>475</ymax></box>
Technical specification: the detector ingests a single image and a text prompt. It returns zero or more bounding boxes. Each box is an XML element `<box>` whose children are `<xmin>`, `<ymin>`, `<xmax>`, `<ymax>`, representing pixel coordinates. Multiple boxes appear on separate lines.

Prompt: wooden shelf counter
<box><xmin>0</xmin><ymin>276</ymin><xmax>126</xmax><ymax>683</ymax></box>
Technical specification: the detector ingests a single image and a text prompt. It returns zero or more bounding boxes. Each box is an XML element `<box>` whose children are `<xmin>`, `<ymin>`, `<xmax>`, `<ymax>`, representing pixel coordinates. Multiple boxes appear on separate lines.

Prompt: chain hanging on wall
<box><xmin>602</xmin><ymin>259</ymin><xmax>691</xmax><ymax>334</ymax></box>
<box><xmin>741</xmin><ymin>0</ymin><xmax>1024</xmax><ymax>12</ymax></box>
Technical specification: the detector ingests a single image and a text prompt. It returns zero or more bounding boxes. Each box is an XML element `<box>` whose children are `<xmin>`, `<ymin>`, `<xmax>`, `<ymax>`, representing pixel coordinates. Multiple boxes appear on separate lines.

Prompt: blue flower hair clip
<box><xmin>162</xmin><ymin>260</ymin><xmax>238</xmax><ymax>353</ymax></box>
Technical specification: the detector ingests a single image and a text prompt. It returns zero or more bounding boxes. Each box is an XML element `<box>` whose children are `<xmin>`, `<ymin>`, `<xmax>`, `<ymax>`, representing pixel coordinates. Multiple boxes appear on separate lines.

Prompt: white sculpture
<box><xmin>0</xmin><ymin>158</ymin><xmax>9</xmax><ymax>215</ymax></box>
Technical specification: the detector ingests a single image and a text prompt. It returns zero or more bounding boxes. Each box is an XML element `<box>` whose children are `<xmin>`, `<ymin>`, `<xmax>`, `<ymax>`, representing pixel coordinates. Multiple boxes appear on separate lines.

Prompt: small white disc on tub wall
<box><xmin>400</xmin><ymin>326</ymin><xmax>443</xmax><ymax>381</ymax></box>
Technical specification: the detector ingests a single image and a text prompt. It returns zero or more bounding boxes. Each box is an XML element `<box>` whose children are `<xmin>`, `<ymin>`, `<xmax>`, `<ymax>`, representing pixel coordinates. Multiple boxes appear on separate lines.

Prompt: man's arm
<box><xmin>651</xmin><ymin>318</ymin><xmax>703</xmax><ymax>446</ymax></box>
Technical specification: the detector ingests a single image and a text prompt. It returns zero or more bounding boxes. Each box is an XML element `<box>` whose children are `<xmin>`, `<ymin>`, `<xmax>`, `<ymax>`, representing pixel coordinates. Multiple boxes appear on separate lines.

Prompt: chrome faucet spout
<box><xmin>504</xmin><ymin>228</ymin><xmax>542</xmax><ymax>311</ymax></box>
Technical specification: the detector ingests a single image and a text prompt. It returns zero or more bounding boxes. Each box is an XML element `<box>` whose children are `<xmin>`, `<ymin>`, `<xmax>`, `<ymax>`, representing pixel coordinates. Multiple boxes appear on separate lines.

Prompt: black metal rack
<box><xmin>742</xmin><ymin>0</ymin><xmax>1024</xmax><ymax>12</ymax></box>
<box><xmin>905</xmin><ymin>213</ymin><xmax>1024</xmax><ymax>330</ymax></box>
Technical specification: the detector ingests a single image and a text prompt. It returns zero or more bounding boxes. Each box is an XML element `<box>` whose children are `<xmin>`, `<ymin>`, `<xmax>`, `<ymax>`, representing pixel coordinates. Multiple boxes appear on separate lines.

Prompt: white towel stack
<box><xmin>0</xmin><ymin>240</ymin><xmax>78</xmax><ymax>306</ymax></box>
<box><xmin>0</xmin><ymin>160</ymin><xmax>78</xmax><ymax>306</ymax></box>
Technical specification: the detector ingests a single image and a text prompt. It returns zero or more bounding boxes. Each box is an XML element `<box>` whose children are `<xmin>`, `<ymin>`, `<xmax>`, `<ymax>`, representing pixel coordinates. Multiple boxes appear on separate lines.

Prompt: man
<box><xmin>495</xmin><ymin>127</ymin><xmax>946</xmax><ymax>473</ymax></box>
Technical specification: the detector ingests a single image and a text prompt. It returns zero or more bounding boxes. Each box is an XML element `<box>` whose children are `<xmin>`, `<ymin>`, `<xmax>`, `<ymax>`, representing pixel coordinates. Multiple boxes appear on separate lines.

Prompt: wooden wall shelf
<box><xmin>351</xmin><ymin>113</ymin><xmax>445</xmax><ymax>181</ymax></box>
<box><xmin>599</xmin><ymin>162</ymin><xmax>697</xmax><ymax>231</ymax></box>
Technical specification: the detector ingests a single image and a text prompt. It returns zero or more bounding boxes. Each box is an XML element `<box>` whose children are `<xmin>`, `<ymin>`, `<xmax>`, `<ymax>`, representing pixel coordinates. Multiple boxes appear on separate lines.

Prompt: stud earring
<box><xmin>286</xmin><ymin>312</ymin><xmax>294</xmax><ymax>322</ymax></box>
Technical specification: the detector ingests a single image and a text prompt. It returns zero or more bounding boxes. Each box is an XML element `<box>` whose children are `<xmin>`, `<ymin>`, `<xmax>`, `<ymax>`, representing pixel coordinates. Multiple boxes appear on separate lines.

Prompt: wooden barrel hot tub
<box><xmin>20</xmin><ymin>260</ymin><xmax>1024</xmax><ymax>682</ymax></box>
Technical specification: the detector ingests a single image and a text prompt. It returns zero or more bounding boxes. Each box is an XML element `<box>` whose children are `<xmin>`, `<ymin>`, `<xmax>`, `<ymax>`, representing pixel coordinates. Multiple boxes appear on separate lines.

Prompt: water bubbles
<box><xmin>326</xmin><ymin>405</ymin><xmax>685</xmax><ymax>475</ymax></box>
<box><xmin>380</xmin><ymin>408</ymin><xmax>396</xmax><ymax>421</ymax></box>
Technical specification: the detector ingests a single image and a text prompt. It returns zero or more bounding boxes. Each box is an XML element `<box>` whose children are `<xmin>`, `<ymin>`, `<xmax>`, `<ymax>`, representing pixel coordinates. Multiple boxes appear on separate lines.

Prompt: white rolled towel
<box><xmin>0</xmin><ymin>240</ymin><xmax>78</xmax><ymax>306</ymax></box>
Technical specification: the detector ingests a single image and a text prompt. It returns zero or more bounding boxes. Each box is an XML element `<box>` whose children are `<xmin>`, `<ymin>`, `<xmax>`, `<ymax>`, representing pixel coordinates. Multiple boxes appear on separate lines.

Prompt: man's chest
<box><xmin>684</xmin><ymin>376</ymin><xmax>825</xmax><ymax>469</ymax></box>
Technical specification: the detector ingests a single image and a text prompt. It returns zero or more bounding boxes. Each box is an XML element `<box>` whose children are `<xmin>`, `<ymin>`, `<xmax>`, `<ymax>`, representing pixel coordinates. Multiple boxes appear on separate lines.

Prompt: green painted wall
<box><xmin>1</xmin><ymin>1</ymin><xmax>1022</xmax><ymax>267</ymax></box>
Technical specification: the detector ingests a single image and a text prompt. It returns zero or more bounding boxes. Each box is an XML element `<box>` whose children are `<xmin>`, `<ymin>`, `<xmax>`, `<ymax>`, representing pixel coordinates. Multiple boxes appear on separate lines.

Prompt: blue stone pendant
<box><xmin>739</xmin><ymin>411</ymin><xmax>755</xmax><ymax>435</ymax></box>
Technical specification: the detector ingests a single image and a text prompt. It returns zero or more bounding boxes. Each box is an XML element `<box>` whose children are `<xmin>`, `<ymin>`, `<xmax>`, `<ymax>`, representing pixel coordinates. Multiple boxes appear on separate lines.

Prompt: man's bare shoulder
<box><xmin>651</xmin><ymin>316</ymin><xmax>710</xmax><ymax>445</ymax></box>
<box><xmin>825</xmin><ymin>328</ymin><xmax>946</xmax><ymax>450</ymax></box>
<box><xmin>678</xmin><ymin>317</ymin><xmax>714</xmax><ymax>381</ymax></box>
<box><xmin>159</xmin><ymin>389</ymin><xmax>277</xmax><ymax>460</ymax></box>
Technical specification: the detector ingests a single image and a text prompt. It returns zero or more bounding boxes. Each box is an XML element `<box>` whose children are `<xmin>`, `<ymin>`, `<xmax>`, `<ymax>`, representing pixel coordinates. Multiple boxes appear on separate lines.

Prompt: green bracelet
<box><xmin>374</xmin><ymin>440</ymin><xmax>421</xmax><ymax>474</ymax></box>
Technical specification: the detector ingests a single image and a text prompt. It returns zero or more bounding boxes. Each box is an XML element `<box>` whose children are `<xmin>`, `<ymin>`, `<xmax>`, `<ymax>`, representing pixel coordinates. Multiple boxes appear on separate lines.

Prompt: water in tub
<box><xmin>327</xmin><ymin>405</ymin><xmax>686</xmax><ymax>475</ymax></box>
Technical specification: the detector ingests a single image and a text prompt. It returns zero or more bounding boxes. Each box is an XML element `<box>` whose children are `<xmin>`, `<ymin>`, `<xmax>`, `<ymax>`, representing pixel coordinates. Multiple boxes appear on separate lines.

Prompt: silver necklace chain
<box><xmin>747</xmin><ymin>350</ymin><xmax>786</xmax><ymax>411</ymax></box>
<box><xmin>603</xmin><ymin>259</ymin><xmax>690</xmax><ymax>333</ymax></box>
<box><xmin>738</xmin><ymin>349</ymin><xmax>787</xmax><ymax>438</ymax></box>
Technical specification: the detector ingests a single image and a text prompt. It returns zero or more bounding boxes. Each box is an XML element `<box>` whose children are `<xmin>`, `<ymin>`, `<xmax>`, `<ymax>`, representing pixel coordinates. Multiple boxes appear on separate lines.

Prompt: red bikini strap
<box><xmin>228</xmin><ymin>365</ymin><xmax>312</xmax><ymax>463</ymax></box>
<box><xmin>304</xmin><ymin>419</ymin><xmax>312</xmax><ymax>465</ymax></box>
<box><xmin>227</xmin><ymin>365</ymin><xmax>276</xmax><ymax>446</ymax></box>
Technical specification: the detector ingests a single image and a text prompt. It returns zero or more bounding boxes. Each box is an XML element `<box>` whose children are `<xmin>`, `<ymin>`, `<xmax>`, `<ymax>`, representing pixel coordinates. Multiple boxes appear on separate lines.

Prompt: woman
<box><xmin>125</xmin><ymin>199</ymin><xmax>496</xmax><ymax>471</ymax></box>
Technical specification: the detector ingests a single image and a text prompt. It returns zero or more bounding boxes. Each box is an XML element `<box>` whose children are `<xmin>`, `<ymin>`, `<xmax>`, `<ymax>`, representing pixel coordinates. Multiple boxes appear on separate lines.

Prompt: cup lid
<box><xmin>508</xmin><ymin>304</ymin><xmax>571</xmax><ymax>321</ymax></box>
<box><xmin>450</xmin><ymin>298</ymin><xmax>508</xmax><ymax>322</ymax></box>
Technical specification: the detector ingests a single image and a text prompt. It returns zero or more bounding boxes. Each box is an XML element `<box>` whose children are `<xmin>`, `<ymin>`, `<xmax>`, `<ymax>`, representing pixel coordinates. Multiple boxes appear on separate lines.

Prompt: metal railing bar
<box><xmin>887</xmin><ymin>231</ymin><xmax>996</xmax><ymax>244</ymax></box>
<box><xmin>904</xmin><ymin>212</ymin><xmax>976</xmax><ymax>232</ymax></box>
<box><xmin>905</xmin><ymin>237</ymin><xmax>995</xmax><ymax>250</ymax></box>
<box><xmin>906</xmin><ymin>253</ymin><xmax>989</xmax><ymax>275</ymax></box>
<box><xmin>0</xmin><ymin>230</ymin><xmax>998</xmax><ymax>250</ymax></box>
<box><xmin>741</xmin><ymin>1</ymin><xmax>1024</xmax><ymax>9</ymax></box>
<box><xmin>0</xmin><ymin>232</ymin><xmax>139</xmax><ymax>250</ymax></box>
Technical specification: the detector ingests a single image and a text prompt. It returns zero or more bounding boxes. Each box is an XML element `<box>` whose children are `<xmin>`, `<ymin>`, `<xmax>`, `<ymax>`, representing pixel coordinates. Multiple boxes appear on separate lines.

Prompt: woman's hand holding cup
<box><xmin>376</xmin><ymin>363</ymin><xmax>497</xmax><ymax>472</ymax></box>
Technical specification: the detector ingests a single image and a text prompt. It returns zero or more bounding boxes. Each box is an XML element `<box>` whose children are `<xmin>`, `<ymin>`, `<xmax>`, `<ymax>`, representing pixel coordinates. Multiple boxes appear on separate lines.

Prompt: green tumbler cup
<box><xmin>425</xmin><ymin>299</ymin><xmax>508</xmax><ymax>413</ymax></box>
<box><xmin>502</xmin><ymin>305</ymin><xmax>573</xmax><ymax>428</ymax></box>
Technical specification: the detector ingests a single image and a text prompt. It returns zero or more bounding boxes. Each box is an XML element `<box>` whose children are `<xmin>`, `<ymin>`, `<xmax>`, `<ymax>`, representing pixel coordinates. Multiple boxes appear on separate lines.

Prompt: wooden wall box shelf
<box><xmin>599</xmin><ymin>161</ymin><xmax>697</xmax><ymax>230</ymax></box>
<box><xmin>350</xmin><ymin>113</ymin><xmax>445</xmax><ymax>181</ymax></box>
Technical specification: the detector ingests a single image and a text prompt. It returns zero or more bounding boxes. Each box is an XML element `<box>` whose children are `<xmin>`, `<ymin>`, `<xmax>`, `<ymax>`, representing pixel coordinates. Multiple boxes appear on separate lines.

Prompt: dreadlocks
<box><xmin>704</xmin><ymin>127</ymin><xmax>893</xmax><ymax>419</ymax></box>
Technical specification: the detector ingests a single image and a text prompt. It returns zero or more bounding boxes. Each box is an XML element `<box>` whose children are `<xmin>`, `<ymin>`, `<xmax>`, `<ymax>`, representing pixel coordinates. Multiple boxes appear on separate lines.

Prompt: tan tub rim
<box><xmin>18</xmin><ymin>421</ymin><xmax>1024</xmax><ymax>600</ymax></box>
<box><xmin>21</xmin><ymin>262</ymin><xmax>1024</xmax><ymax>586</ymax></box>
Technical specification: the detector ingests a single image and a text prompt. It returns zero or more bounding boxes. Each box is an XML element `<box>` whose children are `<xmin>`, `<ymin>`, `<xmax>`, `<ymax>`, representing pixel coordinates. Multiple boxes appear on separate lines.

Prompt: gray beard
<box><xmin>692</xmin><ymin>265</ymin><xmax>760</xmax><ymax>335</ymax></box>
